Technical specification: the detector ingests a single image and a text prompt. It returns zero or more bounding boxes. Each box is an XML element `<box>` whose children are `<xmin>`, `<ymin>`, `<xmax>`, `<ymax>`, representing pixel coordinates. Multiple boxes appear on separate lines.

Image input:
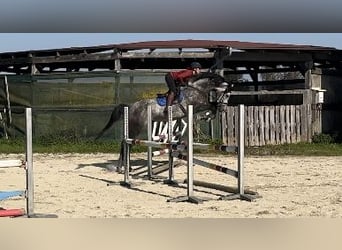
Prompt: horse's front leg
<box><xmin>202</xmin><ymin>106</ymin><xmax>217</xmax><ymax>122</ymax></box>
<box><xmin>117</xmin><ymin>139</ymin><xmax>134</xmax><ymax>173</ymax></box>
<box><xmin>205</xmin><ymin>110</ymin><xmax>216</xmax><ymax>122</ymax></box>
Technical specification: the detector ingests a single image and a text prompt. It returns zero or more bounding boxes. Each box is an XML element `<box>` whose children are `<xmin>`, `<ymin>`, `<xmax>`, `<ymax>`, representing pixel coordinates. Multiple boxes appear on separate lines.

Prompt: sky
<box><xmin>0</xmin><ymin>33</ymin><xmax>342</xmax><ymax>53</ymax></box>
<box><xmin>1</xmin><ymin>1</ymin><xmax>342</xmax><ymax>33</ymax></box>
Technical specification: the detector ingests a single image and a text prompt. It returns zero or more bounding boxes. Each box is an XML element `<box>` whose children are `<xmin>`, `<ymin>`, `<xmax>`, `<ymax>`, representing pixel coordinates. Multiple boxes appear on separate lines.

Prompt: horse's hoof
<box><xmin>105</xmin><ymin>165</ymin><xmax>116</xmax><ymax>171</ymax></box>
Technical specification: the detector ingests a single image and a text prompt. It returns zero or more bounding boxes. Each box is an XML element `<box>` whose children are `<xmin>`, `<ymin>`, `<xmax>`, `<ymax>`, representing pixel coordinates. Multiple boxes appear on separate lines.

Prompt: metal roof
<box><xmin>113</xmin><ymin>39</ymin><xmax>336</xmax><ymax>51</ymax></box>
<box><xmin>0</xmin><ymin>39</ymin><xmax>337</xmax><ymax>59</ymax></box>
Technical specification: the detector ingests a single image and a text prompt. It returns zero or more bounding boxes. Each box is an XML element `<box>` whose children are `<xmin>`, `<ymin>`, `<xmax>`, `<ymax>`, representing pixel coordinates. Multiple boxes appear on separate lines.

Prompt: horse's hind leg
<box><xmin>116</xmin><ymin>140</ymin><xmax>125</xmax><ymax>173</ymax></box>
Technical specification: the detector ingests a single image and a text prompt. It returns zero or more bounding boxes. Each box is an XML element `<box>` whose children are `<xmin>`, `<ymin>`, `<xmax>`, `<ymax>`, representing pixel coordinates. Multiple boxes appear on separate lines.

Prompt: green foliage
<box><xmin>0</xmin><ymin>133</ymin><xmax>155</xmax><ymax>154</ymax></box>
<box><xmin>138</xmin><ymin>86</ymin><xmax>168</xmax><ymax>100</ymax></box>
<box><xmin>0</xmin><ymin>138</ymin><xmax>26</xmax><ymax>154</ymax></box>
<box><xmin>245</xmin><ymin>142</ymin><xmax>342</xmax><ymax>156</ymax></box>
<box><xmin>1</xmin><ymin>134</ymin><xmax>342</xmax><ymax>156</ymax></box>
<box><xmin>36</xmin><ymin>130</ymin><xmax>84</xmax><ymax>146</ymax></box>
<box><xmin>312</xmin><ymin>133</ymin><xmax>335</xmax><ymax>144</ymax></box>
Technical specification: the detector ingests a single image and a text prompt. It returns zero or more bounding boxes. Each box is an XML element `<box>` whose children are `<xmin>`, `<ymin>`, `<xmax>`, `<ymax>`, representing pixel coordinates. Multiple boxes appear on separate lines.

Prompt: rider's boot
<box><xmin>164</xmin><ymin>92</ymin><xmax>175</xmax><ymax>114</ymax></box>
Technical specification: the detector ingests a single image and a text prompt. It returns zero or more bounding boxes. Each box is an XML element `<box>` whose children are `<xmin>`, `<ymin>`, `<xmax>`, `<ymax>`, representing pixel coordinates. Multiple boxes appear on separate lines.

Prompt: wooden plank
<box><xmin>252</xmin><ymin>106</ymin><xmax>256</xmax><ymax>147</ymax></box>
<box><xmin>230</xmin><ymin>89</ymin><xmax>305</xmax><ymax>96</ymax></box>
<box><xmin>290</xmin><ymin>105</ymin><xmax>295</xmax><ymax>143</ymax></box>
<box><xmin>311</xmin><ymin>104</ymin><xmax>321</xmax><ymax>136</ymax></box>
<box><xmin>221</xmin><ymin>110</ymin><xmax>228</xmax><ymax>145</ymax></box>
<box><xmin>264</xmin><ymin>106</ymin><xmax>270</xmax><ymax>144</ymax></box>
<box><xmin>259</xmin><ymin>106</ymin><xmax>265</xmax><ymax>146</ymax></box>
<box><xmin>228</xmin><ymin>107</ymin><xmax>233</xmax><ymax>146</ymax></box>
<box><xmin>244</xmin><ymin>106</ymin><xmax>248</xmax><ymax>147</ymax></box>
<box><xmin>275</xmin><ymin>106</ymin><xmax>280</xmax><ymax>144</ymax></box>
<box><xmin>231</xmin><ymin>107</ymin><xmax>237</xmax><ymax>146</ymax></box>
<box><xmin>27</xmin><ymin>51</ymin><xmax>215</xmax><ymax>64</ymax></box>
<box><xmin>227</xmin><ymin>104</ymin><xmax>313</xmax><ymax>145</ymax></box>
<box><xmin>301</xmin><ymin>105</ymin><xmax>308</xmax><ymax>141</ymax></box>
<box><xmin>269</xmin><ymin>106</ymin><xmax>275</xmax><ymax>144</ymax></box>
<box><xmin>221</xmin><ymin>107</ymin><xmax>229</xmax><ymax>145</ymax></box>
<box><xmin>280</xmin><ymin>106</ymin><xmax>286</xmax><ymax>144</ymax></box>
<box><xmin>254</xmin><ymin>106</ymin><xmax>259</xmax><ymax>146</ymax></box>
<box><xmin>307</xmin><ymin>104</ymin><xmax>312</xmax><ymax>142</ymax></box>
<box><xmin>245</xmin><ymin>106</ymin><xmax>249</xmax><ymax>147</ymax></box>
<box><xmin>295</xmin><ymin>105</ymin><xmax>301</xmax><ymax>143</ymax></box>
<box><xmin>248</xmin><ymin>106</ymin><xmax>254</xmax><ymax>146</ymax></box>
<box><xmin>317</xmin><ymin>106</ymin><xmax>322</xmax><ymax>134</ymax></box>
<box><xmin>285</xmin><ymin>105</ymin><xmax>291</xmax><ymax>143</ymax></box>
<box><xmin>225</xmin><ymin>51</ymin><xmax>312</xmax><ymax>62</ymax></box>
<box><xmin>234</xmin><ymin>106</ymin><xmax>239</xmax><ymax>146</ymax></box>
<box><xmin>0</xmin><ymin>49</ymin><xmax>312</xmax><ymax>66</ymax></box>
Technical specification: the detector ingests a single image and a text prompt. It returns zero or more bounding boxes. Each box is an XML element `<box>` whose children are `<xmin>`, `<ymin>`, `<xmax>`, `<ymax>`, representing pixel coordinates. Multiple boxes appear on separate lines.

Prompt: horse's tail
<box><xmin>95</xmin><ymin>104</ymin><xmax>129</xmax><ymax>140</ymax></box>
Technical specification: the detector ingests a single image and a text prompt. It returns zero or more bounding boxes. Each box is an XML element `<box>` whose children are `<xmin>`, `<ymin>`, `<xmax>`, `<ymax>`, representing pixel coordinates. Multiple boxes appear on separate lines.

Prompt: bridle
<box><xmin>176</xmin><ymin>77</ymin><xmax>232</xmax><ymax>120</ymax></box>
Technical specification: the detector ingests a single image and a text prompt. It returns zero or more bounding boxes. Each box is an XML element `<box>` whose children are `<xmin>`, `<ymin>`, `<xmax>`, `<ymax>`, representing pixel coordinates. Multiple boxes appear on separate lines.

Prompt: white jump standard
<box><xmin>0</xmin><ymin>108</ymin><xmax>34</xmax><ymax>217</ymax></box>
<box><xmin>167</xmin><ymin>104</ymin><xmax>258</xmax><ymax>203</ymax></box>
<box><xmin>167</xmin><ymin>105</ymin><xmax>205</xmax><ymax>204</ymax></box>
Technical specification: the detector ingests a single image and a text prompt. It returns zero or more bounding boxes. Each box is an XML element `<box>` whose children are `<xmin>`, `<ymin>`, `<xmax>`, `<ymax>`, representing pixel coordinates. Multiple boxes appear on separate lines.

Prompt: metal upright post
<box><xmin>164</xmin><ymin>106</ymin><xmax>178</xmax><ymax>186</ymax></box>
<box><xmin>237</xmin><ymin>104</ymin><xmax>256</xmax><ymax>201</ymax></box>
<box><xmin>120</xmin><ymin>106</ymin><xmax>132</xmax><ymax>188</ymax></box>
<box><xmin>237</xmin><ymin>104</ymin><xmax>244</xmax><ymax>196</ymax></box>
<box><xmin>147</xmin><ymin>105</ymin><xmax>153</xmax><ymax>178</ymax></box>
<box><xmin>25</xmin><ymin>108</ymin><xmax>34</xmax><ymax>217</ymax></box>
<box><xmin>168</xmin><ymin>105</ymin><xmax>174</xmax><ymax>181</ymax></box>
<box><xmin>168</xmin><ymin>105</ymin><xmax>204</xmax><ymax>204</ymax></box>
<box><xmin>221</xmin><ymin>104</ymin><xmax>257</xmax><ymax>201</ymax></box>
<box><xmin>187</xmin><ymin>105</ymin><xmax>194</xmax><ymax>197</ymax></box>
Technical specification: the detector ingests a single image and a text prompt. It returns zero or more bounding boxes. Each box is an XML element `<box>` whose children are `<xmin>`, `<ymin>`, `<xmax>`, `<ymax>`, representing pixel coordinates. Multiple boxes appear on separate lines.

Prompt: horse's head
<box><xmin>188</xmin><ymin>72</ymin><xmax>233</xmax><ymax>105</ymax></box>
<box><xmin>184</xmin><ymin>72</ymin><xmax>233</xmax><ymax>121</ymax></box>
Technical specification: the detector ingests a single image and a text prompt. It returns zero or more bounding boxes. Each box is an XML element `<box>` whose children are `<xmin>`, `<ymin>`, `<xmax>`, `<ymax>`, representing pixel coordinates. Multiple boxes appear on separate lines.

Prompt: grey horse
<box><xmin>96</xmin><ymin>72</ymin><xmax>232</xmax><ymax>170</ymax></box>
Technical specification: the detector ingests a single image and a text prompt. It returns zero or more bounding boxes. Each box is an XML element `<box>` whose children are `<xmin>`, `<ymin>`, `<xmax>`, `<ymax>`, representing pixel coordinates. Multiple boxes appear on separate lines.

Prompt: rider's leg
<box><xmin>164</xmin><ymin>73</ymin><xmax>177</xmax><ymax>113</ymax></box>
<box><xmin>164</xmin><ymin>91</ymin><xmax>175</xmax><ymax>113</ymax></box>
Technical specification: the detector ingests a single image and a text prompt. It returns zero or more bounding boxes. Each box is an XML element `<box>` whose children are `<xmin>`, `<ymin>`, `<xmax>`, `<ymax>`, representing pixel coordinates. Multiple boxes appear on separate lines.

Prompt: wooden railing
<box><xmin>221</xmin><ymin>104</ymin><xmax>321</xmax><ymax>146</ymax></box>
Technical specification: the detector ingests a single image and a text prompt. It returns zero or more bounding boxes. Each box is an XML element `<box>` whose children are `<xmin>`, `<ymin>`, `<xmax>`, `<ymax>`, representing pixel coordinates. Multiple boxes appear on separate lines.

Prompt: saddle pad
<box><xmin>156</xmin><ymin>91</ymin><xmax>185</xmax><ymax>107</ymax></box>
<box><xmin>157</xmin><ymin>96</ymin><xmax>167</xmax><ymax>106</ymax></box>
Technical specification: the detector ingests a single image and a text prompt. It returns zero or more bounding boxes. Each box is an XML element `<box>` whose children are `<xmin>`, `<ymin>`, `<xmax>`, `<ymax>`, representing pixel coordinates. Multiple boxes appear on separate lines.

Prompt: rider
<box><xmin>164</xmin><ymin>62</ymin><xmax>202</xmax><ymax>113</ymax></box>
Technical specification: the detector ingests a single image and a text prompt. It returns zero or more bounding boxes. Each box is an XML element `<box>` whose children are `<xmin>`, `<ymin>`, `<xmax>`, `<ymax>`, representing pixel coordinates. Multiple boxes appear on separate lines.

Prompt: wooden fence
<box><xmin>221</xmin><ymin>104</ymin><xmax>321</xmax><ymax>146</ymax></box>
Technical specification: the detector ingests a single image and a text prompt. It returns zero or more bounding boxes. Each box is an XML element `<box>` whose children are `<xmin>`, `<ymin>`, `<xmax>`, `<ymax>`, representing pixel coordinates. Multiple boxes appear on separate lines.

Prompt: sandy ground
<box><xmin>1</xmin><ymin>153</ymin><xmax>342</xmax><ymax>218</ymax></box>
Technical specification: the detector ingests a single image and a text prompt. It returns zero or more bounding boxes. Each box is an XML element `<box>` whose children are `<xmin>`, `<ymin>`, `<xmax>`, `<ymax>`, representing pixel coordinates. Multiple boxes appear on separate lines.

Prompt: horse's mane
<box><xmin>190</xmin><ymin>72</ymin><xmax>225</xmax><ymax>85</ymax></box>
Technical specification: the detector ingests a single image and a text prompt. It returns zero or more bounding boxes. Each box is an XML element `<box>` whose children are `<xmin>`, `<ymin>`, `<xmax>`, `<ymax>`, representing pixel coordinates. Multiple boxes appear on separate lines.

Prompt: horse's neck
<box><xmin>182</xmin><ymin>88</ymin><xmax>211</xmax><ymax>112</ymax></box>
<box><xmin>184</xmin><ymin>84</ymin><xmax>210</xmax><ymax>100</ymax></box>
